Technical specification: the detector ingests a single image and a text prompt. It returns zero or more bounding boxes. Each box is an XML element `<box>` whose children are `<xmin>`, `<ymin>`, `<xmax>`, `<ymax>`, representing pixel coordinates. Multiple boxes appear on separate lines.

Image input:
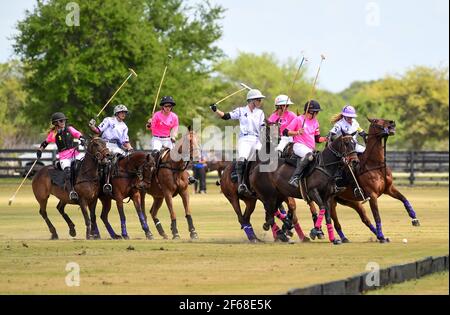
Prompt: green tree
<box><xmin>349</xmin><ymin>66</ymin><xmax>449</xmax><ymax>150</ymax></box>
<box><xmin>13</xmin><ymin>0</ymin><xmax>224</xmax><ymax>142</ymax></box>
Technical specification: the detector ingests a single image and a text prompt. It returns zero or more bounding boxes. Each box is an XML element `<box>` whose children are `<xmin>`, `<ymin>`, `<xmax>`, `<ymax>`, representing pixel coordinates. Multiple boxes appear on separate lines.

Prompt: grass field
<box><xmin>0</xmin><ymin>179</ymin><xmax>448</xmax><ymax>294</ymax></box>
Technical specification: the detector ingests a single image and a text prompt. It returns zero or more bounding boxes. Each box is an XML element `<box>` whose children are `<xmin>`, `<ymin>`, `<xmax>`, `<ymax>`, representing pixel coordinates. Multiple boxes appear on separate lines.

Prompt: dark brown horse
<box><xmin>141</xmin><ymin>129</ymin><xmax>201</xmax><ymax>240</ymax></box>
<box><xmin>329</xmin><ymin>118</ymin><xmax>420</xmax><ymax>243</ymax></box>
<box><xmin>249</xmin><ymin>135</ymin><xmax>359</xmax><ymax>245</ymax></box>
<box><xmin>89</xmin><ymin>152</ymin><xmax>156</xmax><ymax>240</ymax></box>
<box><xmin>220</xmin><ymin>124</ymin><xmax>309</xmax><ymax>243</ymax></box>
<box><xmin>31</xmin><ymin>137</ymin><xmax>110</xmax><ymax>239</ymax></box>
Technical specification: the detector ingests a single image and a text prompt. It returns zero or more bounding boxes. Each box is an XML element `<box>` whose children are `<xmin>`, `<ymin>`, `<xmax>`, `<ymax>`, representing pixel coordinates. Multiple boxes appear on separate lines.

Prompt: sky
<box><xmin>1</xmin><ymin>0</ymin><xmax>448</xmax><ymax>92</ymax></box>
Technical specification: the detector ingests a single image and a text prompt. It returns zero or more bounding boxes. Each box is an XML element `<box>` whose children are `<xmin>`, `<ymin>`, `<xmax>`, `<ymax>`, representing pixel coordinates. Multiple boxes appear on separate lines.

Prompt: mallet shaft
<box><xmin>216</xmin><ymin>87</ymin><xmax>247</xmax><ymax>105</ymax></box>
<box><xmin>8</xmin><ymin>159</ymin><xmax>38</xmax><ymax>206</ymax></box>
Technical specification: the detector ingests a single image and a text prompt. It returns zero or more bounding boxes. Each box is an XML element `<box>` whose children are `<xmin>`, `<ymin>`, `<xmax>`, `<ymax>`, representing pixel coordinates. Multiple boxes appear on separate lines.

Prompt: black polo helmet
<box><xmin>304</xmin><ymin>100</ymin><xmax>322</xmax><ymax>113</ymax></box>
<box><xmin>51</xmin><ymin>112</ymin><xmax>67</xmax><ymax>124</ymax></box>
<box><xmin>160</xmin><ymin>96</ymin><xmax>176</xmax><ymax>107</ymax></box>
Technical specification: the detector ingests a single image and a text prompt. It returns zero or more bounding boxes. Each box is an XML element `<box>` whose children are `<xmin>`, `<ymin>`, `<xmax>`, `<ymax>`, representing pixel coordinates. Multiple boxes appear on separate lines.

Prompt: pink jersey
<box><xmin>46</xmin><ymin>126</ymin><xmax>81</xmax><ymax>160</ymax></box>
<box><xmin>286</xmin><ymin>115</ymin><xmax>320</xmax><ymax>150</ymax></box>
<box><xmin>268</xmin><ymin>110</ymin><xmax>297</xmax><ymax>135</ymax></box>
<box><xmin>150</xmin><ymin>111</ymin><xmax>179</xmax><ymax>137</ymax></box>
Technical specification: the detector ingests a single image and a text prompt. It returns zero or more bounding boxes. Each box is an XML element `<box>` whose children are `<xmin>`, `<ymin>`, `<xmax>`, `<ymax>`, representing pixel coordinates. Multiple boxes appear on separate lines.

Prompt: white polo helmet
<box><xmin>274</xmin><ymin>95</ymin><xmax>294</xmax><ymax>106</ymax></box>
<box><xmin>247</xmin><ymin>89</ymin><xmax>266</xmax><ymax>101</ymax></box>
<box><xmin>114</xmin><ymin>104</ymin><xmax>128</xmax><ymax>115</ymax></box>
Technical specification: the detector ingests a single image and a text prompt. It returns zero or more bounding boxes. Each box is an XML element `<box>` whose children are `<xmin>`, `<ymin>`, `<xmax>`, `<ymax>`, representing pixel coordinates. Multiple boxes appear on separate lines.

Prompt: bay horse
<box><xmin>31</xmin><ymin>137</ymin><xmax>110</xmax><ymax>239</ymax></box>
<box><xmin>90</xmin><ymin>151</ymin><xmax>156</xmax><ymax>240</ymax></box>
<box><xmin>329</xmin><ymin>118</ymin><xmax>421</xmax><ymax>243</ymax></box>
<box><xmin>220</xmin><ymin>124</ymin><xmax>309</xmax><ymax>243</ymax></box>
<box><xmin>250</xmin><ymin>134</ymin><xmax>359</xmax><ymax>245</ymax></box>
<box><xmin>141</xmin><ymin>128</ymin><xmax>201</xmax><ymax>240</ymax></box>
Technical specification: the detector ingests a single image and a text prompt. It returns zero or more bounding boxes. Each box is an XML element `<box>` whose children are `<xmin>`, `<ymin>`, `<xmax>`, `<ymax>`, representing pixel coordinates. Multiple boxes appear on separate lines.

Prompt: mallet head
<box><xmin>8</xmin><ymin>198</ymin><xmax>12</xmax><ymax>206</ymax></box>
<box><xmin>129</xmin><ymin>68</ymin><xmax>138</xmax><ymax>77</ymax></box>
<box><xmin>320</xmin><ymin>54</ymin><xmax>326</xmax><ymax>61</ymax></box>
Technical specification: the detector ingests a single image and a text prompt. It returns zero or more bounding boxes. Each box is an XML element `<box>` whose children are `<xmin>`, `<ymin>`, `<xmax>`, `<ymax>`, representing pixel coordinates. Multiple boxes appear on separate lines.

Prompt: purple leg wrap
<box><xmin>121</xmin><ymin>219</ymin><xmax>127</xmax><ymax>235</ymax></box>
<box><xmin>242</xmin><ymin>224</ymin><xmax>256</xmax><ymax>240</ymax></box>
<box><xmin>336</xmin><ymin>229</ymin><xmax>346</xmax><ymax>240</ymax></box>
<box><xmin>376</xmin><ymin>222</ymin><xmax>384</xmax><ymax>239</ymax></box>
<box><xmin>369</xmin><ymin>224</ymin><xmax>377</xmax><ymax>235</ymax></box>
<box><xmin>403</xmin><ymin>200</ymin><xmax>417</xmax><ymax>219</ymax></box>
<box><xmin>106</xmin><ymin>225</ymin><xmax>116</xmax><ymax>237</ymax></box>
<box><xmin>138</xmin><ymin>212</ymin><xmax>149</xmax><ymax>231</ymax></box>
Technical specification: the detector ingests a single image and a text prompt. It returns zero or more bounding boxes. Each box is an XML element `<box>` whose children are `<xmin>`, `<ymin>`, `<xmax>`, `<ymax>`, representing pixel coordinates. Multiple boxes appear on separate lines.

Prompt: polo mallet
<box><xmin>283</xmin><ymin>52</ymin><xmax>308</xmax><ymax>118</ymax></box>
<box><xmin>8</xmin><ymin>159</ymin><xmax>38</xmax><ymax>206</ymax></box>
<box><xmin>215</xmin><ymin>87</ymin><xmax>247</xmax><ymax>105</ymax></box>
<box><xmin>346</xmin><ymin>161</ymin><xmax>370</xmax><ymax>204</ymax></box>
<box><xmin>96</xmin><ymin>68</ymin><xmax>138</xmax><ymax>118</ymax></box>
<box><xmin>302</xmin><ymin>54</ymin><xmax>326</xmax><ymax>128</ymax></box>
<box><xmin>239</xmin><ymin>82</ymin><xmax>253</xmax><ymax>91</ymax></box>
<box><xmin>152</xmin><ymin>55</ymin><xmax>173</xmax><ymax>115</ymax></box>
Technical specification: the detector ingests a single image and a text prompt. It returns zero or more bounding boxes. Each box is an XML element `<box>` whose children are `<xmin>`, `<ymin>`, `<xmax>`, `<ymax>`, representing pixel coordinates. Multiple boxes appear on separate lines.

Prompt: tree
<box><xmin>349</xmin><ymin>66</ymin><xmax>449</xmax><ymax>150</ymax></box>
<box><xmin>13</xmin><ymin>0</ymin><xmax>224</xmax><ymax>142</ymax></box>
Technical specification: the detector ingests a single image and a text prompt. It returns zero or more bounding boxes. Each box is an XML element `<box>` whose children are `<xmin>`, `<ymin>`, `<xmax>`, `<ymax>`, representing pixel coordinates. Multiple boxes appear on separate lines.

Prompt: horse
<box><xmin>249</xmin><ymin>134</ymin><xmax>359</xmax><ymax>245</ymax></box>
<box><xmin>329</xmin><ymin>118</ymin><xmax>420</xmax><ymax>243</ymax></box>
<box><xmin>31</xmin><ymin>137</ymin><xmax>110</xmax><ymax>239</ymax></box>
<box><xmin>89</xmin><ymin>151</ymin><xmax>156</xmax><ymax>240</ymax></box>
<box><xmin>220</xmin><ymin>124</ymin><xmax>309</xmax><ymax>243</ymax></box>
<box><xmin>141</xmin><ymin>128</ymin><xmax>201</xmax><ymax>240</ymax></box>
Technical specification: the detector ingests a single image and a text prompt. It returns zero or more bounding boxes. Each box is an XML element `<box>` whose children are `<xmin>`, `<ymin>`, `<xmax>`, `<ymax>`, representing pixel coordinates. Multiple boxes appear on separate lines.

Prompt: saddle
<box><xmin>49</xmin><ymin>159</ymin><xmax>82</xmax><ymax>188</ymax></box>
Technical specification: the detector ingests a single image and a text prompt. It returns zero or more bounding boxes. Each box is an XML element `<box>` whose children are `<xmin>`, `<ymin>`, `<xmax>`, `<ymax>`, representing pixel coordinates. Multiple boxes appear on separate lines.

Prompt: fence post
<box><xmin>409</xmin><ymin>151</ymin><xmax>415</xmax><ymax>185</ymax></box>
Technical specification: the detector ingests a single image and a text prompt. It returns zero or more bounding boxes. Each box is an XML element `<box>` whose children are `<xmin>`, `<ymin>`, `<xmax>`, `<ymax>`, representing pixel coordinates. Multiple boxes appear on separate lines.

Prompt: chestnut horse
<box><xmin>141</xmin><ymin>129</ymin><xmax>201</xmax><ymax>240</ymax></box>
<box><xmin>250</xmin><ymin>135</ymin><xmax>359</xmax><ymax>245</ymax></box>
<box><xmin>329</xmin><ymin>118</ymin><xmax>420</xmax><ymax>243</ymax></box>
<box><xmin>31</xmin><ymin>137</ymin><xmax>110</xmax><ymax>239</ymax></box>
<box><xmin>90</xmin><ymin>152</ymin><xmax>156</xmax><ymax>240</ymax></box>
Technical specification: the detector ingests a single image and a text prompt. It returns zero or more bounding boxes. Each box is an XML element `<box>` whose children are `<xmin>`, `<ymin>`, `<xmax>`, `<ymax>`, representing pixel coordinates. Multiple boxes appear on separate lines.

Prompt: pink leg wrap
<box><xmin>294</xmin><ymin>223</ymin><xmax>305</xmax><ymax>240</ymax></box>
<box><xmin>274</xmin><ymin>209</ymin><xmax>287</xmax><ymax>220</ymax></box>
<box><xmin>272</xmin><ymin>224</ymin><xmax>280</xmax><ymax>239</ymax></box>
<box><xmin>327</xmin><ymin>224</ymin><xmax>335</xmax><ymax>242</ymax></box>
<box><xmin>315</xmin><ymin>209</ymin><xmax>326</xmax><ymax>229</ymax></box>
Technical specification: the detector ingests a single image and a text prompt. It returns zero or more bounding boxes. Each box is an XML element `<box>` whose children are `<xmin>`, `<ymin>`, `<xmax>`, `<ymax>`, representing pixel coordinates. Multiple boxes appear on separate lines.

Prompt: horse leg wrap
<box><xmin>336</xmin><ymin>229</ymin><xmax>346</xmax><ymax>240</ymax></box>
<box><xmin>138</xmin><ymin>212</ymin><xmax>149</xmax><ymax>231</ymax></box>
<box><xmin>315</xmin><ymin>209</ymin><xmax>326</xmax><ymax>229</ymax></box>
<box><xmin>294</xmin><ymin>223</ymin><xmax>305</xmax><ymax>240</ymax></box>
<box><xmin>120</xmin><ymin>219</ymin><xmax>128</xmax><ymax>236</ymax></box>
<box><xmin>242</xmin><ymin>224</ymin><xmax>256</xmax><ymax>240</ymax></box>
<box><xmin>403</xmin><ymin>200</ymin><xmax>417</xmax><ymax>219</ymax></box>
<box><xmin>171</xmin><ymin>219</ymin><xmax>179</xmax><ymax>235</ymax></box>
<box><xmin>369</xmin><ymin>224</ymin><xmax>377</xmax><ymax>235</ymax></box>
<box><xmin>376</xmin><ymin>222</ymin><xmax>384</xmax><ymax>239</ymax></box>
<box><xmin>186</xmin><ymin>215</ymin><xmax>196</xmax><ymax>232</ymax></box>
<box><xmin>326</xmin><ymin>224</ymin><xmax>335</xmax><ymax>242</ymax></box>
<box><xmin>154</xmin><ymin>218</ymin><xmax>166</xmax><ymax>236</ymax></box>
<box><xmin>271</xmin><ymin>224</ymin><xmax>281</xmax><ymax>240</ymax></box>
<box><xmin>275</xmin><ymin>209</ymin><xmax>287</xmax><ymax>220</ymax></box>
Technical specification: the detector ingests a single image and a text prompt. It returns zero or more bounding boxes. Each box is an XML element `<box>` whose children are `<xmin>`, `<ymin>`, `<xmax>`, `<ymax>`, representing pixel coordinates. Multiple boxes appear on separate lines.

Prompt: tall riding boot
<box><xmin>64</xmin><ymin>167</ymin><xmax>78</xmax><ymax>201</ymax></box>
<box><xmin>103</xmin><ymin>162</ymin><xmax>113</xmax><ymax>194</ymax></box>
<box><xmin>236</xmin><ymin>161</ymin><xmax>249</xmax><ymax>195</ymax></box>
<box><xmin>288</xmin><ymin>153</ymin><xmax>313</xmax><ymax>188</ymax></box>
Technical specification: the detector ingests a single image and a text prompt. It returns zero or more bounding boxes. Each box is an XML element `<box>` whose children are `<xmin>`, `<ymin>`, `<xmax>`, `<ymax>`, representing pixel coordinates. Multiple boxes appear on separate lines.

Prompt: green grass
<box><xmin>0</xmin><ymin>180</ymin><xmax>448</xmax><ymax>294</ymax></box>
<box><xmin>367</xmin><ymin>271</ymin><xmax>449</xmax><ymax>295</ymax></box>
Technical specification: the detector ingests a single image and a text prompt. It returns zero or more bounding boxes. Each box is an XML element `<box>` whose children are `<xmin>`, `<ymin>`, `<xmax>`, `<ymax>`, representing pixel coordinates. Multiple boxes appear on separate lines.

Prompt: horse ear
<box><xmin>366</xmin><ymin>116</ymin><xmax>373</xmax><ymax>123</ymax></box>
<box><xmin>188</xmin><ymin>125</ymin><xmax>192</xmax><ymax>132</ymax></box>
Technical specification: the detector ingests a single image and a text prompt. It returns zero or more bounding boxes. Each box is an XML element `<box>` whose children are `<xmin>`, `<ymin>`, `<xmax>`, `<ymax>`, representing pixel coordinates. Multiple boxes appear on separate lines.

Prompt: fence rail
<box><xmin>0</xmin><ymin>149</ymin><xmax>448</xmax><ymax>185</ymax></box>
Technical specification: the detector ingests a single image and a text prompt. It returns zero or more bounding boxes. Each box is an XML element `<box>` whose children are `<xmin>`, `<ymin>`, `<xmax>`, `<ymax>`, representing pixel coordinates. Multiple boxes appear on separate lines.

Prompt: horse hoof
<box><xmin>112</xmin><ymin>235</ymin><xmax>122</xmax><ymax>240</ymax></box>
<box><xmin>332</xmin><ymin>239</ymin><xmax>342</xmax><ymax>245</ymax></box>
<box><xmin>286</xmin><ymin>230</ymin><xmax>294</xmax><ymax>237</ymax></box>
<box><xmin>122</xmin><ymin>234</ymin><xmax>130</xmax><ymax>240</ymax></box>
<box><xmin>301</xmin><ymin>237</ymin><xmax>311</xmax><ymax>243</ymax></box>
<box><xmin>146</xmin><ymin>233</ymin><xmax>154</xmax><ymax>240</ymax></box>
<box><xmin>172</xmin><ymin>234</ymin><xmax>180</xmax><ymax>240</ymax></box>
<box><xmin>317</xmin><ymin>231</ymin><xmax>325</xmax><ymax>240</ymax></box>
<box><xmin>92</xmin><ymin>234</ymin><xmax>101</xmax><ymax>240</ymax></box>
<box><xmin>341</xmin><ymin>238</ymin><xmax>350</xmax><ymax>243</ymax></box>
<box><xmin>190</xmin><ymin>231</ymin><xmax>199</xmax><ymax>240</ymax></box>
<box><xmin>385</xmin><ymin>237</ymin><xmax>390</xmax><ymax>243</ymax></box>
<box><xmin>309</xmin><ymin>229</ymin><xmax>317</xmax><ymax>240</ymax></box>
<box><xmin>378</xmin><ymin>238</ymin><xmax>387</xmax><ymax>243</ymax></box>
<box><xmin>276</xmin><ymin>231</ymin><xmax>289</xmax><ymax>243</ymax></box>
<box><xmin>412</xmin><ymin>219</ymin><xmax>420</xmax><ymax>227</ymax></box>
<box><xmin>162</xmin><ymin>234</ymin><xmax>169</xmax><ymax>240</ymax></box>
<box><xmin>51</xmin><ymin>234</ymin><xmax>59</xmax><ymax>240</ymax></box>
<box><xmin>69</xmin><ymin>228</ymin><xmax>76</xmax><ymax>237</ymax></box>
<box><xmin>262</xmin><ymin>223</ymin><xmax>270</xmax><ymax>231</ymax></box>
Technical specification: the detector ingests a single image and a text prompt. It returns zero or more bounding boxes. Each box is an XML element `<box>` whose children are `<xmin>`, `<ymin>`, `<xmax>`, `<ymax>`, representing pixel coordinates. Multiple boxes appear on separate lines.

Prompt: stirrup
<box><xmin>188</xmin><ymin>176</ymin><xmax>197</xmax><ymax>185</ymax></box>
<box><xmin>288</xmin><ymin>177</ymin><xmax>300</xmax><ymax>188</ymax></box>
<box><xmin>238</xmin><ymin>184</ymin><xmax>250</xmax><ymax>195</ymax></box>
<box><xmin>103</xmin><ymin>183</ymin><xmax>113</xmax><ymax>194</ymax></box>
<box><xmin>69</xmin><ymin>190</ymin><xmax>79</xmax><ymax>201</ymax></box>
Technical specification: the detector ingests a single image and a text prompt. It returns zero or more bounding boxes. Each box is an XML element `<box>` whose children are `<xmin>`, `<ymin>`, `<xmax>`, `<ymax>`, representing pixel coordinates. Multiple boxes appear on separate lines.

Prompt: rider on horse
<box><xmin>267</xmin><ymin>95</ymin><xmax>297</xmax><ymax>155</ymax></box>
<box><xmin>37</xmin><ymin>112</ymin><xmax>86</xmax><ymax>201</ymax></box>
<box><xmin>146</xmin><ymin>96</ymin><xmax>196</xmax><ymax>184</ymax></box>
<box><xmin>89</xmin><ymin>104</ymin><xmax>133</xmax><ymax>193</ymax></box>
<box><xmin>329</xmin><ymin>105</ymin><xmax>367</xmax><ymax>154</ymax></box>
<box><xmin>210</xmin><ymin>89</ymin><xmax>266</xmax><ymax>196</ymax></box>
<box><xmin>284</xmin><ymin>100</ymin><xmax>328</xmax><ymax>188</ymax></box>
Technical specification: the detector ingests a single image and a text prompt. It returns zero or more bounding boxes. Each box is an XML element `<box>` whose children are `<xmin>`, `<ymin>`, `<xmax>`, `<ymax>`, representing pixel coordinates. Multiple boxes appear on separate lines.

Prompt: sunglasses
<box><xmin>55</xmin><ymin>119</ymin><xmax>66</xmax><ymax>123</ymax></box>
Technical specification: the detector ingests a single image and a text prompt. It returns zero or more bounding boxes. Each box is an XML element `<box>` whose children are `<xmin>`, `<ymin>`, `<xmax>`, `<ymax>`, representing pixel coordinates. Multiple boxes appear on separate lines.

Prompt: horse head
<box><xmin>86</xmin><ymin>137</ymin><xmax>110</xmax><ymax>165</ymax></box>
<box><xmin>134</xmin><ymin>152</ymin><xmax>156</xmax><ymax>188</ymax></box>
<box><xmin>175</xmin><ymin>126</ymin><xmax>201</xmax><ymax>162</ymax></box>
<box><xmin>328</xmin><ymin>133</ymin><xmax>359</xmax><ymax>171</ymax></box>
<box><xmin>367</xmin><ymin>117</ymin><xmax>396</xmax><ymax>138</ymax></box>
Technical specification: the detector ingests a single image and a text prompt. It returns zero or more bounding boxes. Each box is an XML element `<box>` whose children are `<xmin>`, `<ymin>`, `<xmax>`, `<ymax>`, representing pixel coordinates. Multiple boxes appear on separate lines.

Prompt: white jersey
<box><xmin>330</xmin><ymin>118</ymin><xmax>366</xmax><ymax>153</ymax></box>
<box><xmin>98</xmin><ymin>117</ymin><xmax>130</xmax><ymax>146</ymax></box>
<box><xmin>229</xmin><ymin>105</ymin><xmax>265</xmax><ymax>139</ymax></box>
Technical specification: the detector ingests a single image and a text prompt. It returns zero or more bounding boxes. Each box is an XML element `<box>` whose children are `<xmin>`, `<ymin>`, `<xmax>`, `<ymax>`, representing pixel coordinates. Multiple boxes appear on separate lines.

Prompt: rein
<box><xmin>359</xmin><ymin>123</ymin><xmax>389</xmax><ymax>176</ymax></box>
